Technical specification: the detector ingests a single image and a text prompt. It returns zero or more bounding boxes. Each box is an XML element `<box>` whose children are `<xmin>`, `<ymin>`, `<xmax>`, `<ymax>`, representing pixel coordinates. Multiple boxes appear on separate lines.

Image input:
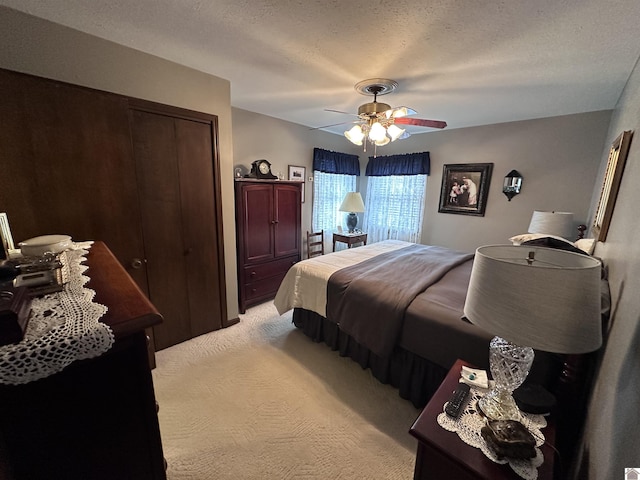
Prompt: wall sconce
<box><xmin>503</xmin><ymin>170</ymin><xmax>523</xmax><ymax>201</ymax></box>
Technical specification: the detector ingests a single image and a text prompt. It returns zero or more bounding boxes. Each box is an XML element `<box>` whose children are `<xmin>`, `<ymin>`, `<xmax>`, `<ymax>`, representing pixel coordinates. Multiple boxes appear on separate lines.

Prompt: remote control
<box><xmin>445</xmin><ymin>383</ymin><xmax>471</xmax><ymax>418</ymax></box>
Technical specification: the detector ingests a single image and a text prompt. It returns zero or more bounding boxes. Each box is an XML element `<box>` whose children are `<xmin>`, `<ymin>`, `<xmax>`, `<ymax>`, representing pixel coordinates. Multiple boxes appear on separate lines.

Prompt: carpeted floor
<box><xmin>152</xmin><ymin>301</ymin><xmax>421</xmax><ymax>479</ymax></box>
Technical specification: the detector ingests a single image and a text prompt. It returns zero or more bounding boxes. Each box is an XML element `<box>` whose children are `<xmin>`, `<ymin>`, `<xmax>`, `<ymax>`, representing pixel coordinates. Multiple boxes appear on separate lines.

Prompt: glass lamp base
<box><xmin>346</xmin><ymin>213</ymin><xmax>358</xmax><ymax>233</ymax></box>
<box><xmin>480</xmin><ymin>336</ymin><xmax>535</xmax><ymax>421</ymax></box>
<box><xmin>478</xmin><ymin>389</ymin><xmax>522</xmax><ymax>421</ymax></box>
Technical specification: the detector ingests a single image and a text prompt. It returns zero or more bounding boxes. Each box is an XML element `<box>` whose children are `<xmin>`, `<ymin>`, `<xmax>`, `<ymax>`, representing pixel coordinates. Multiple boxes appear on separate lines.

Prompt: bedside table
<box><xmin>409</xmin><ymin>359</ymin><xmax>556</xmax><ymax>480</ymax></box>
<box><xmin>332</xmin><ymin>232</ymin><xmax>367</xmax><ymax>251</ymax></box>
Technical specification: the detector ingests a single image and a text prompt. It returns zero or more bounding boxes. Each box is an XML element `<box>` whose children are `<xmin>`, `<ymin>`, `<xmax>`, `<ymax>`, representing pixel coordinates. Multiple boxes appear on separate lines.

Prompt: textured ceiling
<box><xmin>3</xmin><ymin>0</ymin><xmax>640</xmax><ymax>135</ymax></box>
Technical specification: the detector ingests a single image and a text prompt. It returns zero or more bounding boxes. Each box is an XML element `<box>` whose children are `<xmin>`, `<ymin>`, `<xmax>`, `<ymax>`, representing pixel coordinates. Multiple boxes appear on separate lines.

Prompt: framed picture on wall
<box><xmin>438</xmin><ymin>163</ymin><xmax>493</xmax><ymax>216</ymax></box>
<box><xmin>288</xmin><ymin>165</ymin><xmax>306</xmax><ymax>203</ymax></box>
<box><xmin>592</xmin><ymin>130</ymin><xmax>633</xmax><ymax>242</ymax></box>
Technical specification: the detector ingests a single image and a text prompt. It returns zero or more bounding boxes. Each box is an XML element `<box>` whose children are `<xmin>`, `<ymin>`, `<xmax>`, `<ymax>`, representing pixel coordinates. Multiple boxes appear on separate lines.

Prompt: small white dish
<box><xmin>19</xmin><ymin>234</ymin><xmax>72</xmax><ymax>256</ymax></box>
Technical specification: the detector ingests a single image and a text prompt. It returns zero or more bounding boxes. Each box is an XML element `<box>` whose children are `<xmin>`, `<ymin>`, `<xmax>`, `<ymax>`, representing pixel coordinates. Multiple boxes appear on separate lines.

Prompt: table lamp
<box><xmin>528</xmin><ymin>211</ymin><xmax>574</xmax><ymax>239</ymax></box>
<box><xmin>463</xmin><ymin>245</ymin><xmax>602</xmax><ymax>420</ymax></box>
<box><xmin>339</xmin><ymin>192</ymin><xmax>365</xmax><ymax>233</ymax></box>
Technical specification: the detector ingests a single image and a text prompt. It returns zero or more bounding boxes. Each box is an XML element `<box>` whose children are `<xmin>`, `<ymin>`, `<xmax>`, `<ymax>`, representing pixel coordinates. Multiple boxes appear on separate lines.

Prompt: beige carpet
<box><xmin>152</xmin><ymin>301</ymin><xmax>421</xmax><ymax>479</ymax></box>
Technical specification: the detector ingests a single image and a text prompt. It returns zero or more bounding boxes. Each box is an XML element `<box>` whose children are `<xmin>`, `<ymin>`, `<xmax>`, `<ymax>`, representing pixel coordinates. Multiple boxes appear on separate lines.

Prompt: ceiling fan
<box><xmin>318</xmin><ymin>78</ymin><xmax>447</xmax><ymax>152</ymax></box>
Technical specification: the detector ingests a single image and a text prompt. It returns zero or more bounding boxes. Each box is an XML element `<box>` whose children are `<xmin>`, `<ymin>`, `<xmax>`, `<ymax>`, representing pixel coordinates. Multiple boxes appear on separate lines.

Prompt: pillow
<box><xmin>509</xmin><ymin>233</ymin><xmax>574</xmax><ymax>246</ymax></box>
<box><xmin>575</xmin><ymin>238</ymin><xmax>596</xmax><ymax>255</ymax></box>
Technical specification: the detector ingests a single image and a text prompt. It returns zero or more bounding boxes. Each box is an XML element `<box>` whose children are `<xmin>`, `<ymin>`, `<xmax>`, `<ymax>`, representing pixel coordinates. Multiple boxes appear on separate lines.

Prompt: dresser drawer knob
<box><xmin>250</xmin><ymin>271</ymin><xmax>257</xmax><ymax>277</ymax></box>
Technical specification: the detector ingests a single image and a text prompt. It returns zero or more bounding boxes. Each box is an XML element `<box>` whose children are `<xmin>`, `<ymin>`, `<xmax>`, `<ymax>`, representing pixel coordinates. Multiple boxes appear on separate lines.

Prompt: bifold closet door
<box><xmin>130</xmin><ymin>109</ymin><xmax>223</xmax><ymax>350</ymax></box>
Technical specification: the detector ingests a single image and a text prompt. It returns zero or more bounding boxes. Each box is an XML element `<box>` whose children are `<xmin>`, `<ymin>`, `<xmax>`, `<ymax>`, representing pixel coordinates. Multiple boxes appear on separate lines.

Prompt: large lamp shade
<box><xmin>464</xmin><ymin>245</ymin><xmax>602</xmax><ymax>353</ymax></box>
<box><xmin>528</xmin><ymin>211</ymin><xmax>574</xmax><ymax>239</ymax></box>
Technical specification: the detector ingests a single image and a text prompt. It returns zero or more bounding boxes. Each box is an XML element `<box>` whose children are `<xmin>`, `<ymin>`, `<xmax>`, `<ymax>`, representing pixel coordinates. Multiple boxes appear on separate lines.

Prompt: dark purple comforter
<box><xmin>326</xmin><ymin>243</ymin><xmax>473</xmax><ymax>357</ymax></box>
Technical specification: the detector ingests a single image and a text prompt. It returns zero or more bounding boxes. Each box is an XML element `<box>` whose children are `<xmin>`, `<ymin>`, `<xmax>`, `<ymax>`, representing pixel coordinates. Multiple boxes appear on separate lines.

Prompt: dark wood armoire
<box><xmin>0</xmin><ymin>68</ymin><xmax>228</xmax><ymax>352</ymax></box>
<box><xmin>234</xmin><ymin>179</ymin><xmax>301</xmax><ymax>313</ymax></box>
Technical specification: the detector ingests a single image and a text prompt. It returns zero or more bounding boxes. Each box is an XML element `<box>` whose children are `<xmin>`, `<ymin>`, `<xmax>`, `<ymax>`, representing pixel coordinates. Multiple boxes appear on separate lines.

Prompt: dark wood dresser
<box><xmin>0</xmin><ymin>242</ymin><xmax>166</xmax><ymax>480</ymax></box>
<box><xmin>234</xmin><ymin>179</ymin><xmax>301</xmax><ymax>313</ymax></box>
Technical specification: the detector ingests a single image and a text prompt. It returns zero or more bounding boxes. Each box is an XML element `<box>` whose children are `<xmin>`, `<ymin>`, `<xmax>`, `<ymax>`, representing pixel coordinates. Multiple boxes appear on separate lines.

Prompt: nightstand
<box><xmin>332</xmin><ymin>232</ymin><xmax>367</xmax><ymax>251</ymax></box>
<box><xmin>409</xmin><ymin>359</ymin><xmax>556</xmax><ymax>480</ymax></box>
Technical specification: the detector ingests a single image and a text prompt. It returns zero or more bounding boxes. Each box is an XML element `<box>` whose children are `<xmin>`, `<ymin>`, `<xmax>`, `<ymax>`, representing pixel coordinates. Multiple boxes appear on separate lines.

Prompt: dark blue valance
<box><xmin>365</xmin><ymin>152</ymin><xmax>431</xmax><ymax>176</ymax></box>
<box><xmin>313</xmin><ymin>148</ymin><xmax>360</xmax><ymax>175</ymax></box>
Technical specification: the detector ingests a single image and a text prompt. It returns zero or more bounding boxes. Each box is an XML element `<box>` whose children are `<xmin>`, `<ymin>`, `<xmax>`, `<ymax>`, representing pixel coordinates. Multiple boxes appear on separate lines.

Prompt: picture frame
<box><xmin>592</xmin><ymin>130</ymin><xmax>633</xmax><ymax>242</ymax></box>
<box><xmin>0</xmin><ymin>212</ymin><xmax>16</xmax><ymax>260</ymax></box>
<box><xmin>438</xmin><ymin>163</ymin><xmax>494</xmax><ymax>216</ymax></box>
<box><xmin>288</xmin><ymin>165</ymin><xmax>306</xmax><ymax>203</ymax></box>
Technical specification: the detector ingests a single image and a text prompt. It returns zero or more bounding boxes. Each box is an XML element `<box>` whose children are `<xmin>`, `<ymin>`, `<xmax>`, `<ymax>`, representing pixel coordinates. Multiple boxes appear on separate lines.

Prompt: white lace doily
<box><xmin>437</xmin><ymin>386</ymin><xmax>547</xmax><ymax>480</ymax></box>
<box><xmin>0</xmin><ymin>242</ymin><xmax>114</xmax><ymax>385</ymax></box>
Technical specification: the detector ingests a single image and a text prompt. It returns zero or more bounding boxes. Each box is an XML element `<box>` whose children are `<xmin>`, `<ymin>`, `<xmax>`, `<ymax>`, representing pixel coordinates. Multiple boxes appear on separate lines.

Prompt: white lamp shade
<box><xmin>528</xmin><ymin>211</ymin><xmax>574</xmax><ymax>239</ymax></box>
<box><xmin>463</xmin><ymin>245</ymin><xmax>602</xmax><ymax>354</ymax></box>
<box><xmin>339</xmin><ymin>192</ymin><xmax>365</xmax><ymax>213</ymax></box>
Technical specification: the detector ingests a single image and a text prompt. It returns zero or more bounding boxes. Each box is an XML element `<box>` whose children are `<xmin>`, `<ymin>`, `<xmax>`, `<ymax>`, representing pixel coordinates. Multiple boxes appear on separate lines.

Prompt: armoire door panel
<box><xmin>274</xmin><ymin>184</ymin><xmax>301</xmax><ymax>258</ymax></box>
<box><xmin>175</xmin><ymin>118</ymin><xmax>223</xmax><ymax>334</ymax></box>
<box><xmin>130</xmin><ymin>110</ymin><xmax>192</xmax><ymax>350</ymax></box>
<box><xmin>242</xmin><ymin>184</ymin><xmax>275</xmax><ymax>263</ymax></box>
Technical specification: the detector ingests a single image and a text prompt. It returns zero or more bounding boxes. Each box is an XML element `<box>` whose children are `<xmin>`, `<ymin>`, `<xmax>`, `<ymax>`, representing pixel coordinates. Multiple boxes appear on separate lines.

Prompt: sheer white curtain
<box><xmin>312</xmin><ymin>171</ymin><xmax>357</xmax><ymax>248</ymax></box>
<box><xmin>363</xmin><ymin>174</ymin><xmax>427</xmax><ymax>244</ymax></box>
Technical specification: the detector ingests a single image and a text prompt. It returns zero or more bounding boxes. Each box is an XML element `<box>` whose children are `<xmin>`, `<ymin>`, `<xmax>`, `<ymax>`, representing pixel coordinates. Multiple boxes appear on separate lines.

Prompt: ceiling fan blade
<box><xmin>309</xmin><ymin>120</ymin><xmax>359</xmax><ymax>130</ymax></box>
<box><xmin>394</xmin><ymin>117</ymin><xmax>447</xmax><ymax>129</ymax></box>
<box><xmin>325</xmin><ymin>109</ymin><xmax>359</xmax><ymax>117</ymax></box>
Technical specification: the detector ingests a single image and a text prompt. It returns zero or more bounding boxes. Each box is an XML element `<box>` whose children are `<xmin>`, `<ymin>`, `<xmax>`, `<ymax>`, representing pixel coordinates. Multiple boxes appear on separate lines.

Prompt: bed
<box><xmin>275</xmin><ymin>240</ymin><xmax>576</xmax><ymax>408</ymax></box>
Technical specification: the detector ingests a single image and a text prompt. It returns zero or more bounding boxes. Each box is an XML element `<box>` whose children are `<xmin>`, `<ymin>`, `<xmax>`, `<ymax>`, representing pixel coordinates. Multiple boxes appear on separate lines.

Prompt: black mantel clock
<box><xmin>246</xmin><ymin>159</ymin><xmax>277</xmax><ymax>179</ymax></box>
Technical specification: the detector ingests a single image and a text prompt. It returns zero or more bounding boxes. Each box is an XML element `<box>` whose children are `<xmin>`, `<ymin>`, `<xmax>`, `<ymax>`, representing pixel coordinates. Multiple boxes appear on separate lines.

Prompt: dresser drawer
<box><xmin>243</xmin><ymin>255</ymin><xmax>298</xmax><ymax>283</ymax></box>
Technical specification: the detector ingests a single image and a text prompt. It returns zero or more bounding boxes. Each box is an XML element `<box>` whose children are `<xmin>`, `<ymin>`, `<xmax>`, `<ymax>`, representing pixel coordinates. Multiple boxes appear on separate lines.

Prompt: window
<box><xmin>311</xmin><ymin>148</ymin><xmax>361</xmax><ymax>248</ymax></box>
<box><xmin>363</xmin><ymin>174</ymin><xmax>426</xmax><ymax>243</ymax></box>
<box><xmin>312</xmin><ymin>171</ymin><xmax>357</xmax><ymax>234</ymax></box>
<box><xmin>362</xmin><ymin>152</ymin><xmax>430</xmax><ymax>244</ymax></box>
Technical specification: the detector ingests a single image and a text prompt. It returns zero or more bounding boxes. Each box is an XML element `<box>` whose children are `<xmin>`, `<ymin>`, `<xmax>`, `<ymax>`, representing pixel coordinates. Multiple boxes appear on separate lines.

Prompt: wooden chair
<box><xmin>306</xmin><ymin>230</ymin><xmax>324</xmax><ymax>259</ymax></box>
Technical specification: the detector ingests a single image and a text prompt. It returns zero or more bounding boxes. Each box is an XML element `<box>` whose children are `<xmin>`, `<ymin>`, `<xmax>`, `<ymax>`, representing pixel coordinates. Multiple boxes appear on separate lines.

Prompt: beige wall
<box><xmin>575</xmin><ymin>55</ymin><xmax>640</xmax><ymax>479</ymax></box>
<box><xmin>0</xmin><ymin>6</ymin><xmax>240</xmax><ymax>320</ymax></box>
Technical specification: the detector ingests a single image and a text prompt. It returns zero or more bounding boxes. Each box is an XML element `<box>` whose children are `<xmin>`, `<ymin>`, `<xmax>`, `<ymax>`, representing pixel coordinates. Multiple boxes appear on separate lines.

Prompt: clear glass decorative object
<box><xmin>478</xmin><ymin>336</ymin><xmax>534</xmax><ymax>421</ymax></box>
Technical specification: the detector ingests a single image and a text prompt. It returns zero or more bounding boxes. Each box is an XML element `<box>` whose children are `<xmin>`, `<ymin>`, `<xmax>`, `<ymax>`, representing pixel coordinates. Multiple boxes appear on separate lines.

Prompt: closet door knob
<box><xmin>131</xmin><ymin>258</ymin><xmax>144</xmax><ymax>269</ymax></box>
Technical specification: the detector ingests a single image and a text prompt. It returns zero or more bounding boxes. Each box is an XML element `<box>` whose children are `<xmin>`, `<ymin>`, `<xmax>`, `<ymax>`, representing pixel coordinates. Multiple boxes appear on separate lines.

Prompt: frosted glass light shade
<box><xmin>463</xmin><ymin>245</ymin><xmax>602</xmax><ymax>353</ymax></box>
<box><xmin>387</xmin><ymin>124</ymin><xmax>405</xmax><ymax>141</ymax></box>
<box><xmin>345</xmin><ymin>125</ymin><xmax>365</xmax><ymax>145</ymax></box>
<box><xmin>368</xmin><ymin>121</ymin><xmax>387</xmax><ymax>142</ymax></box>
<box><xmin>528</xmin><ymin>211</ymin><xmax>574</xmax><ymax>239</ymax></box>
<box><xmin>385</xmin><ymin>106</ymin><xmax>416</xmax><ymax>118</ymax></box>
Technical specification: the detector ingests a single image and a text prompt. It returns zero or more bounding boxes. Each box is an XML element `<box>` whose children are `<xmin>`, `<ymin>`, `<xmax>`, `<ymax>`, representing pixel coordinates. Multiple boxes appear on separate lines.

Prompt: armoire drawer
<box><xmin>243</xmin><ymin>256</ymin><xmax>298</xmax><ymax>282</ymax></box>
<box><xmin>243</xmin><ymin>273</ymin><xmax>288</xmax><ymax>301</ymax></box>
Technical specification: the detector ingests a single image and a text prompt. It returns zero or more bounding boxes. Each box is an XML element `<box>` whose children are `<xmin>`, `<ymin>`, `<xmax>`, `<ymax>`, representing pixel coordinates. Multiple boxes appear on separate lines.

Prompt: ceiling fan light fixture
<box><xmin>345</xmin><ymin>125</ymin><xmax>365</xmax><ymax>145</ymax></box>
<box><xmin>368</xmin><ymin>121</ymin><xmax>387</xmax><ymax>142</ymax></box>
<box><xmin>388</xmin><ymin>106</ymin><xmax>416</xmax><ymax>118</ymax></box>
<box><xmin>375</xmin><ymin>136</ymin><xmax>390</xmax><ymax>146</ymax></box>
<box><xmin>387</xmin><ymin>124</ymin><xmax>405</xmax><ymax>141</ymax></box>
